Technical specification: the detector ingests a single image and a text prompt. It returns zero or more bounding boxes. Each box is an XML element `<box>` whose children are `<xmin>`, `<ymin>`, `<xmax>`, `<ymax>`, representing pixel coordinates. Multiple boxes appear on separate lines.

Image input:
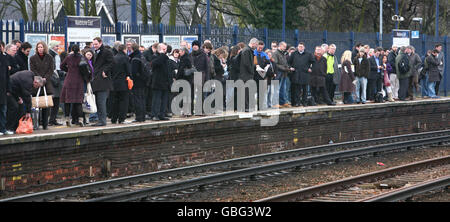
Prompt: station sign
<box><xmin>67</xmin><ymin>16</ymin><xmax>101</xmax><ymax>43</ymax></box>
<box><xmin>392</xmin><ymin>29</ymin><xmax>410</xmax><ymax>47</ymax></box>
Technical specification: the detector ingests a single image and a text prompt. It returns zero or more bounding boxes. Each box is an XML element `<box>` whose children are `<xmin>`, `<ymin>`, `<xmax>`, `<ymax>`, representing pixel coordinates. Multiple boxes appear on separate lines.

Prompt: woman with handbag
<box><xmin>60</xmin><ymin>45</ymin><xmax>85</xmax><ymax>127</ymax></box>
<box><xmin>29</xmin><ymin>41</ymin><xmax>55</xmax><ymax>130</ymax></box>
<box><xmin>381</xmin><ymin>55</ymin><xmax>394</xmax><ymax>102</ymax></box>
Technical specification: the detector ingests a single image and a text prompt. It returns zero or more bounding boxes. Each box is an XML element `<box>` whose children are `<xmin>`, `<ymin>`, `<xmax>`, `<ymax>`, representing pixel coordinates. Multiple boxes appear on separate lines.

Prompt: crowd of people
<box><xmin>0</xmin><ymin>36</ymin><xmax>446</xmax><ymax>135</ymax></box>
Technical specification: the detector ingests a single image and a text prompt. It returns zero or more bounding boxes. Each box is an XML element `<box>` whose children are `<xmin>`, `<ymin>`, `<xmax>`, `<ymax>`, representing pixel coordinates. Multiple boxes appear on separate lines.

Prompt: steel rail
<box><xmin>86</xmin><ymin>135</ymin><xmax>450</xmax><ymax>202</ymax></box>
<box><xmin>256</xmin><ymin>156</ymin><xmax>450</xmax><ymax>202</ymax></box>
<box><xmin>361</xmin><ymin>175</ymin><xmax>450</xmax><ymax>202</ymax></box>
<box><xmin>1</xmin><ymin>130</ymin><xmax>449</xmax><ymax>202</ymax></box>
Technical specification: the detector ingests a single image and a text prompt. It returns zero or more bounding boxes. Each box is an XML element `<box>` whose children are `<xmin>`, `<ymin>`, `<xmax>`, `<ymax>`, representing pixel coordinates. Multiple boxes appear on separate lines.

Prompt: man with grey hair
<box><xmin>406</xmin><ymin>46</ymin><xmax>422</xmax><ymax>100</ymax></box>
<box><xmin>6</xmin><ymin>71</ymin><xmax>44</xmax><ymax>133</ymax></box>
<box><xmin>324</xmin><ymin>44</ymin><xmax>340</xmax><ymax>102</ymax></box>
<box><xmin>238</xmin><ymin>38</ymin><xmax>258</xmax><ymax>111</ymax></box>
<box><xmin>5</xmin><ymin>44</ymin><xmax>19</xmax><ymax>75</ymax></box>
<box><xmin>112</xmin><ymin>41</ymin><xmax>122</xmax><ymax>55</ymax></box>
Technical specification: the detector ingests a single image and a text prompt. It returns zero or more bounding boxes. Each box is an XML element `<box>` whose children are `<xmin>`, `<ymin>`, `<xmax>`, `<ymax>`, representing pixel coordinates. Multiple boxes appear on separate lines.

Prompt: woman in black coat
<box><xmin>310</xmin><ymin>46</ymin><xmax>334</xmax><ymax>106</ymax></box>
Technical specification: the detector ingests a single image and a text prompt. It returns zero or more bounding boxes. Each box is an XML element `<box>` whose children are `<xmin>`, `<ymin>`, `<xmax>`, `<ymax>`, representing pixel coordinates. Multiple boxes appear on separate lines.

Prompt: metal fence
<box><xmin>0</xmin><ymin>19</ymin><xmax>448</xmax><ymax>95</ymax></box>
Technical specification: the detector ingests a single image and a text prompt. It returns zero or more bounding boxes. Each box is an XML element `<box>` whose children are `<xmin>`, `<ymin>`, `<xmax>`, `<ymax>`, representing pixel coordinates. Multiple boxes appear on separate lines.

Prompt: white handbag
<box><xmin>82</xmin><ymin>83</ymin><xmax>97</xmax><ymax>113</ymax></box>
<box><xmin>32</xmin><ymin>86</ymin><xmax>54</xmax><ymax>108</ymax></box>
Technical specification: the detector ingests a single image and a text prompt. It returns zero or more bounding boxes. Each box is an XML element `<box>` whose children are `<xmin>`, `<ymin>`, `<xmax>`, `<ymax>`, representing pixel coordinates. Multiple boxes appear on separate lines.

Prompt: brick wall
<box><xmin>0</xmin><ymin>101</ymin><xmax>448</xmax><ymax>197</ymax></box>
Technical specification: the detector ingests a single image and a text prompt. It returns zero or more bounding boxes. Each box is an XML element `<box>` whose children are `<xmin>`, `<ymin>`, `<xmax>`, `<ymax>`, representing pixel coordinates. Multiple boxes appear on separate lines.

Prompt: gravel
<box><xmin>169</xmin><ymin>145</ymin><xmax>449</xmax><ymax>202</ymax></box>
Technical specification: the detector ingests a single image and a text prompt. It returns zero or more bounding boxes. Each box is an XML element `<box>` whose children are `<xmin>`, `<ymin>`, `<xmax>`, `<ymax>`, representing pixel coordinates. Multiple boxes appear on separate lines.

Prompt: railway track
<box><xmin>257</xmin><ymin>156</ymin><xmax>450</xmax><ymax>202</ymax></box>
<box><xmin>1</xmin><ymin>130</ymin><xmax>449</xmax><ymax>202</ymax></box>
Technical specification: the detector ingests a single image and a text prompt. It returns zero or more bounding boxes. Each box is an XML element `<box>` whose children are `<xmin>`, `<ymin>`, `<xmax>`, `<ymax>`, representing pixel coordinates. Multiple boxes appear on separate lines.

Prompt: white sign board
<box><xmin>67</xmin><ymin>16</ymin><xmax>102</xmax><ymax>42</ymax></box>
<box><xmin>141</xmin><ymin>35</ymin><xmax>160</xmax><ymax>48</ymax></box>
<box><xmin>392</xmin><ymin>30</ymin><xmax>410</xmax><ymax>47</ymax></box>
<box><xmin>163</xmin><ymin>35</ymin><xmax>181</xmax><ymax>50</ymax></box>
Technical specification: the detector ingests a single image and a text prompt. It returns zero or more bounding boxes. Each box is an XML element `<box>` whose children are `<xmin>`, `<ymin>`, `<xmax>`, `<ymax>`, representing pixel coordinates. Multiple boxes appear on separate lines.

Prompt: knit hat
<box><xmin>192</xmin><ymin>40</ymin><xmax>200</xmax><ymax>48</ymax></box>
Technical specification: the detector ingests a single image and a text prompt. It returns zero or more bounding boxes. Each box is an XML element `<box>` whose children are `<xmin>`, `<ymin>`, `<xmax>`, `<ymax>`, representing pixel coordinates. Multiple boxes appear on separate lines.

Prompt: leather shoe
<box><xmin>160</xmin><ymin>117</ymin><xmax>170</xmax><ymax>121</ymax></box>
<box><xmin>152</xmin><ymin>117</ymin><xmax>160</xmax><ymax>121</ymax></box>
<box><xmin>49</xmin><ymin>121</ymin><xmax>63</xmax><ymax>126</ymax></box>
<box><xmin>92</xmin><ymin>123</ymin><xmax>106</xmax><ymax>127</ymax></box>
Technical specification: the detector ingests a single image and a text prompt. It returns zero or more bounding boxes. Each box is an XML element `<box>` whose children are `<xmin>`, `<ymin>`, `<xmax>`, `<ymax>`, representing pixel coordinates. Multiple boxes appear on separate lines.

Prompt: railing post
<box><xmin>444</xmin><ymin>36</ymin><xmax>448</xmax><ymax>96</ymax></box>
<box><xmin>11</xmin><ymin>20</ymin><xmax>15</xmax><ymax>41</ymax></box>
<box><xmin>0</xmin><ymin>20</ymin><xmax>3</xmax><ymax>42</ymax></box>
<box><xmin>19</xmin><ymin>19</ymin><xmax>25</xmax><ymax>42</ymax></box>
<box><xmin>159</xmin><ymin>23</ymin><xmax>164</xmax><ymax>43</ymax></box>
<box><xmin>198</xmin><ymin>24</ymin><xmax>203</xmax><ymax>44</ymax></box>
<box><xmin>295</xmin><ymin>29</ymin><xmax>299</xmax><ymax>47</ymax></box>
<box><xmin>116</xmin><ymin>21</ymin><xmax>122</xmax><ymax>42</ymax></box>
<box><xmin>264</xmin><ymin>27</ymin><xmax>269</xmax><ymax>49</ymax></box>
<box><xmin>350</xmin><ymin>31</ymin><xmax>355</xmax><ymax>51</ymax></box>
<box><xmin>422</xmin><ymin>34</ymin><xmax>427</xmax><ymax>57</ymax></box>
<box><xmin>64</xmin><ymin>16</ymin><xmax>68</xmax><ymax>52</ymax></box>
<box><xmin>232</xmin><ymin>25</ymin><xmax>238</xmax><ymax>46</ymax></box>
<box><xmin>376</xmin><ymin>32</ymin><xmax>380</xmax><ymax>47</ymax></box>
<box><xmin>323</xmin><ymin>30</ymin><xmax>327</xmax><ymax>44</ymax></box>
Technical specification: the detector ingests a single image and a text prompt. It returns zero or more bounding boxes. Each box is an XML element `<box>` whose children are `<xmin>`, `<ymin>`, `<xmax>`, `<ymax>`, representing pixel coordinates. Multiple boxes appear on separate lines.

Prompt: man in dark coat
<box><xmin>111</xmin><ymin>44</ymin><xmax>131</xmax><ymax>124</ymax></box>
<box><xmin>191</xmin><ymin>40</ymin><xmax>210</xmax><ymax>84</ymax></box>
<box><xmin>0</xmin><ymin>48</ymin><xmax>11</xmax><ymax>135</ymax></box>
<box><xmin>91</xmin><ymin>37</ymin><xmax>114</xmax><ymax>126</ymax></box>
<box><xmin>129</xmin><ymin>43</ymin><xmax>148</xmax><ymax>122</ymax></box>
<box><xmin>239</xmin><ymin>38</ymin><xmax>258</xmax><ymax>111</ymax></box>
<box><xmin>15</xmin><ymin>42</ymin><xmax>31</xmax><ymax>71</ymax></box>
<box><xmin>288</xmin><ymin>42</ymin><xmax>314</xmax><ymax>107</ymax></box>
<box><xmin>6</xmin><ymin>71</ymin><xmax>44</xmax><ymax>132</ymax></box>
<box><xmin>151</xmin><ymin>43</ymin><xmax>170</xmax><ymax>121</ymax></box>
<box><xmin>425</xmin><ymin>49</ymin><xmax>442</xmax><ymax>98</ymax></box>
<box><xmin>353</xmin><ymin>48</ymin><xmax>370</xmax><ymax>104</ymax></box>
<box><xmin>272</xmin><ymin>41</ymin><xmax>292</xmax><ymax>108</ymax></box>
<box><xmin>310</xmin><ymin>46</ymin><xmax>335</xmax><ymax>106</ymax></box>
<box><xmin>367</xmin><ymin>48</ymin><xmax>383</xmax><ymax>101</ymax></box>
<box><xmin>5</xmin><ymin>44</ymin><xmax>20</xmax><ymax>76</ymax></box>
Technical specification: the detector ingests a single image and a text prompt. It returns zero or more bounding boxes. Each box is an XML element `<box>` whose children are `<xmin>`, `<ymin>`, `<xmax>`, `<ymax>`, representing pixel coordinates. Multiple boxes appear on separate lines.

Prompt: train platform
<box><xmin>0</xmin><ymin>96</ymin><xmax>449</xmax><ymax>195</ymax></box>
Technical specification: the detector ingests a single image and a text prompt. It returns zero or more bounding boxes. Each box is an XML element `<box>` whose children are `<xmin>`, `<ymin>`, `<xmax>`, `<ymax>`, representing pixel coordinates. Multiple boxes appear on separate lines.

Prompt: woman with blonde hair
<box><xmin>339</xmin><ymin>50</ymin><xmax>356</xmax><ymax>104</ymax></box>
<box><xmin>29</xmin><ymin>41</ymin><xmax>55</xmax><ymax>130</ymax></box>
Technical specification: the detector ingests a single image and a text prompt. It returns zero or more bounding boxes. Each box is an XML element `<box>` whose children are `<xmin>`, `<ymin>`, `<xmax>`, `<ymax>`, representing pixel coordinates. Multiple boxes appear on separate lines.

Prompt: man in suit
<box><xmin>91</xmin><ymin>37</ymin><xmax>114</xmax><ymax>126</ymax></box>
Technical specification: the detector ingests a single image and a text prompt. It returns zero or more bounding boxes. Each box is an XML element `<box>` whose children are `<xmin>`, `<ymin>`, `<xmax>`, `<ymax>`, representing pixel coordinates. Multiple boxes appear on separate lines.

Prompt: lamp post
<box><xmin>206</xmin><ymin>0</ymin><xmax>210</xmax><ymax>35</ymax></box>
<box><xmin>435</xmin><ymin>0</ymin><xmax>439</xmax><ymax>37</ymax></box>
<box><xmin>395</xmin><ymin>0</ymin><xmax>399</xmax><ymax>29</ymax></box>
<box><xmin>282</xmin><ymin>0</ymin><xmax>286</xmax><ymax>42</ymax></box>
<box><xmin>380</xmin><ymin>0</ymin><xmax>383</xmax><ymax>47</ymax></box>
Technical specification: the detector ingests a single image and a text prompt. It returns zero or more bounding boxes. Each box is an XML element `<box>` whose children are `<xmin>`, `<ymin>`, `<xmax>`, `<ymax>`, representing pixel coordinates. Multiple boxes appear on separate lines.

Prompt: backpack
<box><xmin>398</xmin><ymin>54</ymin><xmax>410</xmax><ymax>74</ymax></box>
<box><xmin>375</xmin><ymin>92</ymin><xmax>384</xmax><ymax>103</ymax></box>
<box><xmin>132</xmin><ymin>55</ymin><xmax>152</xmax><ymax>85</ymax></box>
<box><xmin>78</xmin><ymin>56</ymin><xmax>92</xmax><ymax>82</ymax></box>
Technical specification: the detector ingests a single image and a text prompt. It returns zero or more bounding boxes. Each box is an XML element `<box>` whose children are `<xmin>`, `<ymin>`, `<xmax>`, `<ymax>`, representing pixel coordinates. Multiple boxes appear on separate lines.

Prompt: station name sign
<box><xmin>67</xmin><ymin>16</ymin><xmax>101</xmax><ymax>42</ymax></box>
